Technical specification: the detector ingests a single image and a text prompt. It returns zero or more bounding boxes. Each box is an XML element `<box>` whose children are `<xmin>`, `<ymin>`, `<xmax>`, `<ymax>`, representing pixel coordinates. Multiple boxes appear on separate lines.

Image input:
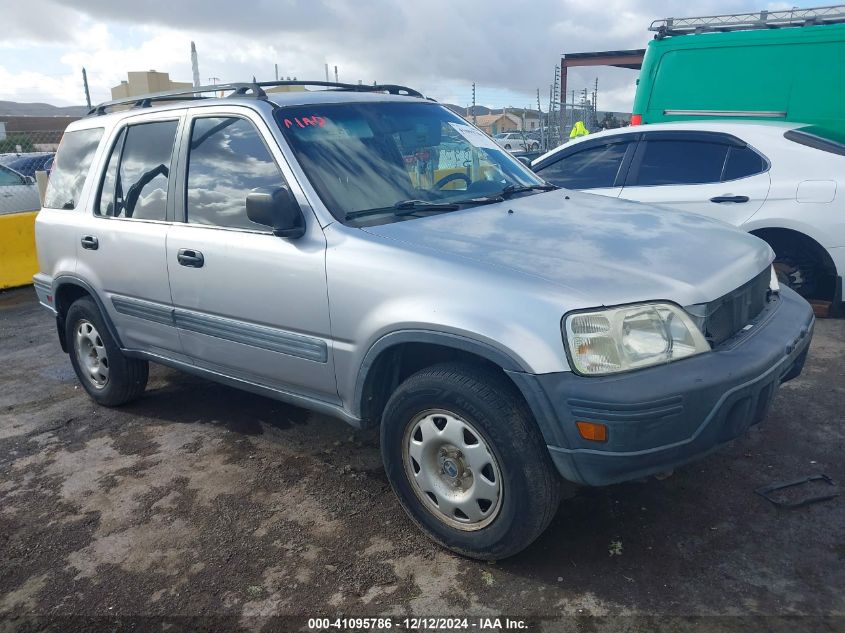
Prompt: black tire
<box><xmin>773</xmin><ymin>255</ymin><xmax>817</xmax><ymax>298</ymax></box>
<box><xmin>65</xmin><ymin>297</ymin><xmax>148</xmax><ymax>406</ymax></box>
<box><xmin>504</xmin><ymin>144</ymin><xmax>512</xmax><ymax>150</ymax></box>
<box><xmin>380</xmin><ymin>362</ymin><xmax>560</xmax><ymax>560</ymax></box>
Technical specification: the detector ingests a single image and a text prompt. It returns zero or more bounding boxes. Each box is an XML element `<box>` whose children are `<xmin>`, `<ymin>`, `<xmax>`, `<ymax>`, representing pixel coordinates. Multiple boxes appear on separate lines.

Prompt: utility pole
<box><xmin>537</xmin><ymin>88</ymin><xmax>544</xmax><ymax>151</ymax></box>
<box><xmin>325</xmin><ymin>64</ymin><xmax>330</xmax><ymax>83</ymax></box>
<box><xmin>334</xmin><ymin>65</ymin><xmax>338</xmax><ymax>83</ymax></box>
<box><xmin>275</xmin><ymin>64</ymin><xmax>279</xmax><ymax>81</ymax></box>
<box><xmin>81</xmin><ymin>67</ymin><xmax>91</xmax><ymax>109</ymax></box>
<box><xmin>471</xmin><ymin>82</ymin><xmax>477</xmax><ymax>124</ymax></box>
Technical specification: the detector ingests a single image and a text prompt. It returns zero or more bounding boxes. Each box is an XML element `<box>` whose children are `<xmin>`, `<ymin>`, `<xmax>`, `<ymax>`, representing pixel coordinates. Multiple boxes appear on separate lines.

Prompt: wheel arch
<box><xmin>53</xmin><ymin>276</ymin><xmax>123</xmax><ymax>352</ymax></box>
<box><xmin>352</xmin><ymin>330</ymin><xmax>561</xmax><ymax>445</ymax></box>
<box><xmin>749</xmin><ymin>226</ymin><xmax>838</xmax><ymax>299</ymax></box>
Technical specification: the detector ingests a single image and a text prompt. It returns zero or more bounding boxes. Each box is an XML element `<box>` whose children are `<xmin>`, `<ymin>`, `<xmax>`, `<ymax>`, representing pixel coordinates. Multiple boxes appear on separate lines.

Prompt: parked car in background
<box><xmin>494</xmin><ymin>132</ymin><xmax>539</xmax><ymax>152</ymax></box>
<box><xmin>0</xmin><ymin>163</ymin><xmax>40</xmax><ymax>215</ymax></box>
<box><xmin>34</xmin><ymin>81</ymin><xmax>814</xmax><ymax>559</ymax></box>
<box><xmin>532</xmin><ymin>121</ymin><xmax>845</xmax><ymax>304</ymax></box>
<box><xmin>0</xmin><ymin>152</ymin><xmax>54</xmax><ymax>178</ymax></box>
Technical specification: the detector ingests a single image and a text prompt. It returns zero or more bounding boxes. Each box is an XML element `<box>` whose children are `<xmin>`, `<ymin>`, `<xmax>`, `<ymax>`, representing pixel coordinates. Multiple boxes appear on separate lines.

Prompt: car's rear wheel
<box><xmin>504</xmin><ymin>144</ymin><xmax>512</xmax><ymax>150</ymax></box>
<box><xmin>773</xmin><ymin>255</ymin><xmax>817</xmax><ymax>297</ymax></box>
<box><xmin>66</xmin><ymin>297</ymin><xmax>148</xmax><ymax>406</ymax></box>
<box><xmin>381</xmin><ymin>362</ymin><xmax>560</xmax><ymax>559</ymax></box>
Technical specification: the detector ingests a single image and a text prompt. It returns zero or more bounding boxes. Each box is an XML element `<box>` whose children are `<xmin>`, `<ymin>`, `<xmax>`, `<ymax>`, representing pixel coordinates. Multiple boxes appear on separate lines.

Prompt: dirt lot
<box><xmin>0</xmin><ymin>286</ymin><xmax>843</xmax><ymax>632</ymax></box>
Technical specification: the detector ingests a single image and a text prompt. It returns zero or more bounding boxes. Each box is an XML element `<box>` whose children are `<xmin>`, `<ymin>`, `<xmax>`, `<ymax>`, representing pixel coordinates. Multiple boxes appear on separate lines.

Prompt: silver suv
<box><xmin>34</xmin><ymin>81</ymin><xmax>814</xmax><ymax>559</ymax></box>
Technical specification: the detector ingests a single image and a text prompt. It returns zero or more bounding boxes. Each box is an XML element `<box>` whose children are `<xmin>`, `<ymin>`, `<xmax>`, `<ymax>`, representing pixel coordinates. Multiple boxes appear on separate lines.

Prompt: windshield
<box><xmin>275</xmin><ymin>101</ymin><xmax>544</xmax><ymax>225</ymax></box>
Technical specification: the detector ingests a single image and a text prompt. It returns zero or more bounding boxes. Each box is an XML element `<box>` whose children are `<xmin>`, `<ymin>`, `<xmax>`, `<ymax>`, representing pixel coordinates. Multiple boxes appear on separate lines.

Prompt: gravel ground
<box><xmin>0</xmin><ymin>286</ymin><xmax>843</xmax><ymax>632</ymax></box>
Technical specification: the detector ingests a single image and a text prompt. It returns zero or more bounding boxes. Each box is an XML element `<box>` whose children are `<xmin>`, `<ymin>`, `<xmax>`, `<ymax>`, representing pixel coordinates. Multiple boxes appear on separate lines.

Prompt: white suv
<box><xmin>533</xmin><ymin>121</ymin><xmax>845</xmax><ymax>305</ymax></box>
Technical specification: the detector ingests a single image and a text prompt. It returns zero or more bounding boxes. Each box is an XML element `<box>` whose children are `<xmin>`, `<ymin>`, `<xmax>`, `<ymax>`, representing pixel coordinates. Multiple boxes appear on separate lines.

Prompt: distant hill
<box><xmin>0</xmin><ymin>101</ymin><xmax>89</xmax><ymax>117</ymax></box>
<box><xmin>443</xmin><ymin>104</ymin><xmax>494</xmax><ymax>117</ymax></box>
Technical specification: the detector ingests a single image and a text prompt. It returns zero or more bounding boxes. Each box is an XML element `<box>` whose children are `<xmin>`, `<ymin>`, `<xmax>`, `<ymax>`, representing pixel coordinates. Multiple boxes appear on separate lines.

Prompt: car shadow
<box><xmin>121</xmin><ymin>365</ymin><xmax>312</xmax><ymax>435</ymax></box>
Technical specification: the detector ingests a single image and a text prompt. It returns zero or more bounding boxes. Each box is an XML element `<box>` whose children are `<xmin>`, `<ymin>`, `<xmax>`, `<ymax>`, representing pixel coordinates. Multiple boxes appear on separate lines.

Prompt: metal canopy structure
<box><xmin>559</xmin><ymin>49</ymin><xmax>645</xmax><ymax>111</ymax></box>
<box><xmin>650</xmin><ymin>4</ymin><xmax>845</xmax><ymax>38</ymax></box>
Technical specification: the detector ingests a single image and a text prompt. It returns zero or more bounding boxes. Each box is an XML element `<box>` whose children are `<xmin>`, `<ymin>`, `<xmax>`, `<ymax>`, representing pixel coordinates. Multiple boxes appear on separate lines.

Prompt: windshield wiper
<box><xmin>448</xmin><ymin>184</ymin><xmax>558</xmax><ymax>207</ymax></box>
<box><xmin>345</xmin><ymin>199</ymin><xmax>460</xmax><ymax>220</ymax></box>
<box><xmin>498</xmin><ymin>183</ymin><xmax>559</xmax><ymax>199</ymax></box>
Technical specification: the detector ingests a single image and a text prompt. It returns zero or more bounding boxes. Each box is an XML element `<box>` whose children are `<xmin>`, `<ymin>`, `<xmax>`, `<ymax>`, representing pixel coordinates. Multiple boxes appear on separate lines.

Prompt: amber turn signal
<box><xmin>576</xmin><ymin>421</ymin><xmax>608</xmax><ymax>442</ymax></box>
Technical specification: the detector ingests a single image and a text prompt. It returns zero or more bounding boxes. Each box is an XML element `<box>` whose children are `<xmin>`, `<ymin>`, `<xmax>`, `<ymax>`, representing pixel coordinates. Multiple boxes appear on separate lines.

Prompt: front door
<box><xmin>532</xmin><ymin>137</ymin><xmax>635</xmax><ymax>199</ymax></box>
<box><xmin>166</xmin><ymin>109</ymin><xmax>337</xmax><ymax>403</ymax></box>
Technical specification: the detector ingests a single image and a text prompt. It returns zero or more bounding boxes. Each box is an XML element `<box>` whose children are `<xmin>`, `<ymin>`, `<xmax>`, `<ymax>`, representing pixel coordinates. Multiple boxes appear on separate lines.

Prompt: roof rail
<box><xmin>650</xmin><ymin>4</ymin><xmax>845</xmax><ymax>38</ymax></box>
<box><xmin>87</xmin><ymin>80</ymin><xmax>425</xmax><ymax>116</ymax></box>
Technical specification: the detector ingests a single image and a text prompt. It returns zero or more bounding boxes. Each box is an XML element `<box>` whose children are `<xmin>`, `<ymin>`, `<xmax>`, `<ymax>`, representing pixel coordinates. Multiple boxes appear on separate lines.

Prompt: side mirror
<box><xmin>517</xmin><ymin>156</ymin><xmax>532</xmax><ymax>167</ymax></box>
<box><xmin>246</xmin><ymin>185</ymin><xmax>305</xmax><ymax>239</ymax></box>
<box><xmin>24</xmin><ymin>175</ymin><xmax>36</xmax><ymax>185</ymax></box>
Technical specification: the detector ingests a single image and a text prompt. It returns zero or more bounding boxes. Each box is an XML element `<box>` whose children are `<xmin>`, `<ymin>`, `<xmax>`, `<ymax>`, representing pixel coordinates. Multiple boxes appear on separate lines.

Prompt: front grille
<box><xmin>702</xmin><ymin>267</ymin><xmax>771</xmax><ymax>346</ymax></box>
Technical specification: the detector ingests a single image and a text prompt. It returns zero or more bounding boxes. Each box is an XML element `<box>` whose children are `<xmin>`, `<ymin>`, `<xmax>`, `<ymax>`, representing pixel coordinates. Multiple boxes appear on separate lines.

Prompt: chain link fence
<box><xmin>0</xmin><ymin>129</ymin><xmax>65</xmax><ymax>216</ymax></box>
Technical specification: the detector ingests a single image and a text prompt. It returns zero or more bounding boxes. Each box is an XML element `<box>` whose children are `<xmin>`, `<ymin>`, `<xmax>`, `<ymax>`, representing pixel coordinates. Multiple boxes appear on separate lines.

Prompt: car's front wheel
<box><xmin>65</xmin><ymin>297</ymin><xmax>149</xmax><ymax>406</ymax></box>
<box><xmin>381</xmin><ymin>363</ymin><xmax>560</xmax><ymax>559</ymax></box>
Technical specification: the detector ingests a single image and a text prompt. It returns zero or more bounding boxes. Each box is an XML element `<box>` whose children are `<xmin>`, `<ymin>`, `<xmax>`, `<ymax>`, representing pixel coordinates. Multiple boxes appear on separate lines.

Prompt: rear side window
<box><xmin>43</xmin><ymin>128</ymin><xmax>103</xmax><ymax>209</ymax></box>
<box><xmin>537</xmin><ymin>142</ymin><xmax>631</xmax><ymax>189</ymax></box>
<box><xmin>96</xmin><ymin>121</ymin><xmax>178</xmax><ymax>221</ymax></box>
<box><xmin>634</xmin><ymin>140</ymin><xmax>728</xmax><ymax>186</ymax></box>
<box><xmin>723</xmin><ymin>145</ymin><xmax>766</xmax><ymax>181</ymax></box>
<box><xmin>185</xmin><ymin>117</ymin><xmax>285</xmax><ymax>230</ymax></box>
<box><xmin>0</xmin><ymin>165</ymin><xmax>24</xmax><ymax>186</ymax></box>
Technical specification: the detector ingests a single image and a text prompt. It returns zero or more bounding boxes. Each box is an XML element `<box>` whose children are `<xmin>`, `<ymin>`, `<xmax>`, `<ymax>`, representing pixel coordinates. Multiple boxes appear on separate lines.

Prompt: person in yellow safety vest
<box><xmin>570</xmin><ymin>121</ymin><xmax>590</xmax><ymax>139</ymax></box>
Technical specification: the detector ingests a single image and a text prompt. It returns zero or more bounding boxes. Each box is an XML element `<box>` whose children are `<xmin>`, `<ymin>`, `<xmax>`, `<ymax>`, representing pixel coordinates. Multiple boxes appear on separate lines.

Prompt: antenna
<box><xmin>471</xmin><ymin>82</ymin><xmax>477</xmax><ymax>124</ymax></box>
<box><xmin>81</xmin><ymin>67</ymin><xmax>91</xmax><ymax>109</ymax></box>
<box><xmin>190</xmin><ymin>41</ymin><xmax>200</xmax><ymax>89</ymax></box>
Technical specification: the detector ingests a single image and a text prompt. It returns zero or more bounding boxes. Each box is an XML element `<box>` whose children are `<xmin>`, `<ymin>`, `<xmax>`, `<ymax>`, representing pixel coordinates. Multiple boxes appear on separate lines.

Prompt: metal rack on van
<box><xmin>650</xmin><ymin>5</ymin><xmax>845</xmax><ymax>38</ymax></box>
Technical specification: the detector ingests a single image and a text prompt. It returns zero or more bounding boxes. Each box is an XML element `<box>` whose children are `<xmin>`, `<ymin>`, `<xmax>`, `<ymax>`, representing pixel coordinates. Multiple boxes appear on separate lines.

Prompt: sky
<box><xmin>0</xmin><ymin>0</ymin><xmax>817</xmax><ymax>112</ymax></box>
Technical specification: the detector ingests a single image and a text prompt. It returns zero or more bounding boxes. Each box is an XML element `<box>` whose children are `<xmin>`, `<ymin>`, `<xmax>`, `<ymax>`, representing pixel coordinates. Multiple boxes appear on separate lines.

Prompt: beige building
<box><xmin>111</xmin><ymin>71</ymin><xmax>193</xmax><ymax>99</ymax></box>
<box><xmin>473</xmin><ymin>111</ymin><xmax>541</xmax><ymax>135</ymax></box>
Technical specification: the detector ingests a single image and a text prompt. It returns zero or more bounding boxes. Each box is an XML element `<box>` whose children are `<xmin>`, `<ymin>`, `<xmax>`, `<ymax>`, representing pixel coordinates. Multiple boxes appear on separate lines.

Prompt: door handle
<box><xmin>177</xmin><ymin>248</ymin><xmax>204</xmax><ymax>268</ymax></box>
<box><xmin>710</xmin><ymin>195</ymin><xmax>749</xmax><ymax>203</ymax></box>
<box><xmin>80</xmin><ymin>235</ymin><xmax>99</xmax><ymax>250</ymax></box>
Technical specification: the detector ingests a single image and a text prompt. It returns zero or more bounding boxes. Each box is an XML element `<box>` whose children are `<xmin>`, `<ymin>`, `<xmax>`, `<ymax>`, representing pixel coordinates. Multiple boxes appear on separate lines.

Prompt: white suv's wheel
<box><xmin>381</xmin><ymin>362</ymin><xmax>560</xmax><ymax>559</ymax></box>
<box><xmin>74</xmin><ymin>319</ymin><xmax>110</xmax><ymax>389</ymax></box>
<box><xmin>403</xmin><ymin>409</ymin><xmax>503</xmax><ymax>530</ymax></box>
<box><xmin>66</xmin><ymin>297</ymin><xmax>149</xmax><ymax>406</ymax></box>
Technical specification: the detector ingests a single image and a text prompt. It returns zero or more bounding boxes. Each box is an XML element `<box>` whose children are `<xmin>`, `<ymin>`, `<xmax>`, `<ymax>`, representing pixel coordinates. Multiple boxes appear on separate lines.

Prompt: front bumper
<box><xmin>515</xmin><ymin>287</ymin><xmax>814</xmax><ymax>486</ymax></box>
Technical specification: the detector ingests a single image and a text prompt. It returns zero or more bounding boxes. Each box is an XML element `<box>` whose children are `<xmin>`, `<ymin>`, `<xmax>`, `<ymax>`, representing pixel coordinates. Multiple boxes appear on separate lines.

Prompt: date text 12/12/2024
<box><xmin>308</xmin><ymin>617</ymin><xmax>529</xmax><ymax>630</ymax></box>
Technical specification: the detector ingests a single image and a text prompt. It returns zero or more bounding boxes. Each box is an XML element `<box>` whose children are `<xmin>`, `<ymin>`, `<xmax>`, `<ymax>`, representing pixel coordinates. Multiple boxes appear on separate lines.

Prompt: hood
<box><xmin>362</xmin><ymin>189</ymin><xmax>773</xmax><ymax>307</ymax></box>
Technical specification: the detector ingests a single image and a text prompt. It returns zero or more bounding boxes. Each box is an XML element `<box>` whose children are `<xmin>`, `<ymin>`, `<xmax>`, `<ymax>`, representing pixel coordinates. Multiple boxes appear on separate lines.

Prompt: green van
<box><xmin>632</xmin><ymin>12</ymin><xmax>845</xmax><ymax>135</ymax></box>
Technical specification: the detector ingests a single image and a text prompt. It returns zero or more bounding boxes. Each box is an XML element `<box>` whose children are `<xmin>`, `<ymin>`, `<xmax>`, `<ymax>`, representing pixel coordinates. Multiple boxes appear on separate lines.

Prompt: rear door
<box><xmin>166</xmin><ymin>107</ymin><xmax>337</xmax><ymax>403</ymax></box>
<box><xmin>74</xmin><ymin>111</ymin><xmax>186</xmax><ymax>359</ymax></box>
<box><xmin>532</xmin><ymin>135</ymin><xmax>636</xmax><ymax>197</ymax></box>
<box><xmin>619</xmin><ymin>131</ymin><xmax>770</xmax><ymax>225</ymax></box>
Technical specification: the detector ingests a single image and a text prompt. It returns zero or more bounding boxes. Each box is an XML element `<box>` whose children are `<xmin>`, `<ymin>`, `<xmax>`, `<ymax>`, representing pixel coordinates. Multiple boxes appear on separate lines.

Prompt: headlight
<box><xmin>563</xmin><ymin>303</ymin><xmax>710</xmax><ymax>376</ymax></box>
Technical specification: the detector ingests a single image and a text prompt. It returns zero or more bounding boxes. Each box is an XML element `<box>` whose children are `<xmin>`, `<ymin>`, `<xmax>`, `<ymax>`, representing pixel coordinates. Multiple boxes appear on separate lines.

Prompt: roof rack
<box><xmin>650</xmin><ymin>4</ymin><xmax>845</xmax><ymax>38</ymax></box>
<box><xmin>87</xmin><ymin>80</ymin><xmax>424</xmax><ymax>116</ymax></box>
